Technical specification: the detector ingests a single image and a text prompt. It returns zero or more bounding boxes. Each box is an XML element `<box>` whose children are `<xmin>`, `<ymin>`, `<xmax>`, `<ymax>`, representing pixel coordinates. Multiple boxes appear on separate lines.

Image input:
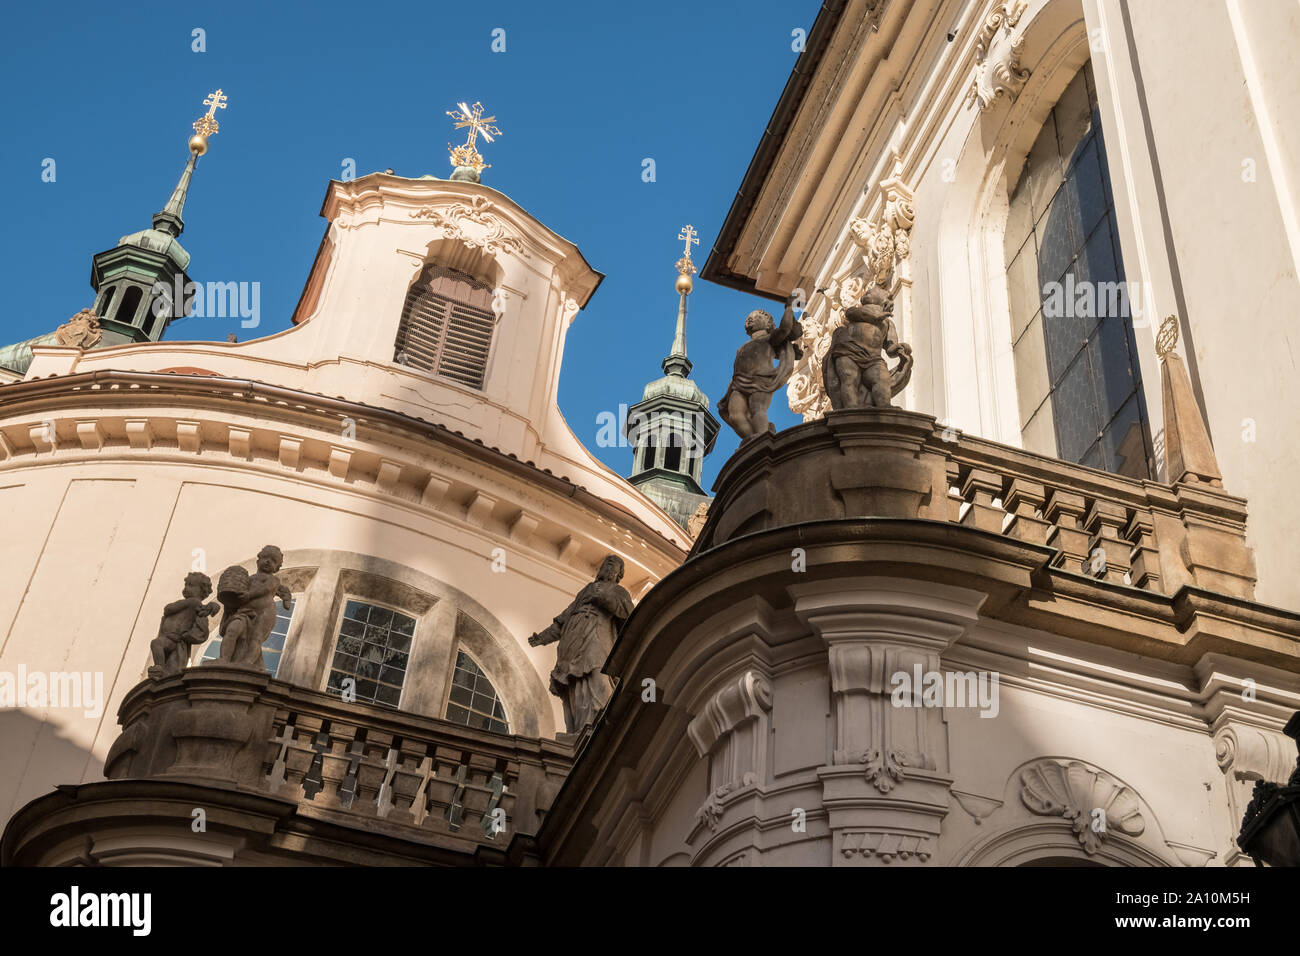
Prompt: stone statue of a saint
<box><xmin>529</xmin><ymin>555</ymin><xmax>634</xmax><ymax>733</ymax></box>
<box><xmin>149</xmin><ymin>572</ymin><xmax>220</xmax><ymax>679</ymax></box>
<box><xmin>210</xmin><ymin>545</ymin><xmax>292</xmax><ymax>669</ymax></box>
<box><xmin>822</xmin><ymin>284</ymin><xmax>913</xmax><ymax>409</ymax></box>
<box><xmin>719</xmin><ymin>294</ymin><xmax>804</xmax><ymax>439</ymax></box>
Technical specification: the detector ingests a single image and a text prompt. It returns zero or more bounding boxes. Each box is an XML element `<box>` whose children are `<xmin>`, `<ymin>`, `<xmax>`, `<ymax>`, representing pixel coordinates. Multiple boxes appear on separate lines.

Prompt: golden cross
<box><xmin>447</xmin><ymin>101</ymin><xmax>500</xmax><ymax>149</ymax></box>
<box><xmin>193</xmin><ymin>89</ymin><xmax>227</xmax><ymax>138</ymax></box>
<box><xmin>445</xmin><ymin>101</ymin><xmax>501</xmax><ymax>172</ymax></box>
<box><xmin>678</xmin><ymin>225</ymin><xmax>699</xmax><ymax>259</ymax></box>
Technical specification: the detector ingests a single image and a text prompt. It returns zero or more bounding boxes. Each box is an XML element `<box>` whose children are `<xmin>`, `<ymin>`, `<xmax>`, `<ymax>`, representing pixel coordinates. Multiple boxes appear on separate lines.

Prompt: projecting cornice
<box><xmin>0</xmin><ymin>370</ymin><xmax>686</xmax><ymax>582</ymax></box>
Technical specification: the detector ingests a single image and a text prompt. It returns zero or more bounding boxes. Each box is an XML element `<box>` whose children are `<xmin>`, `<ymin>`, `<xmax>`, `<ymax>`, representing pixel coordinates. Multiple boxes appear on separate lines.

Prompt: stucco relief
<box><xmin>968</xmin><ymin>1</ymin><xmax>1032</xmax><ymax>110</ymax></box>
<box><xmin>788</xmin><ymin>161</ymin><xmax>915</xmax><ymax>422</ymax></box>
<box><xmin>1019</xmin><ymin>758</ymin><xmax>1145</xmax><ymax>854</ymax></box>
<box><xmin>410</xmin><ymin>195</ymin><xmax>527</xmax><ymax>258</ymax></box>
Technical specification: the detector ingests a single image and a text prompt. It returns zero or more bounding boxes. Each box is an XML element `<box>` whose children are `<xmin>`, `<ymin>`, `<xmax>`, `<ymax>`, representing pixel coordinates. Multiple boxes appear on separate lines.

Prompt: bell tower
<box><xmin>89</xmin><ymin>89</ymin><xmax>227</xmax><ymax>346</ymax></box>
<box><xmin>625</xmin><ymin>226</ymin><xmax>719</xmax><ymax>530</ymax></box>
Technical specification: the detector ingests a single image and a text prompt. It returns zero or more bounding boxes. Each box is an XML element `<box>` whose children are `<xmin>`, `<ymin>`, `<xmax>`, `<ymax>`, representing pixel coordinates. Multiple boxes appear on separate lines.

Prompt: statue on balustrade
<box><xmin>529</xmin><ymin>554</ymin><xmax>634</xmax><ymax>734</ymax></box>
<box><xmin>719</xmin><ymin>293</ymin><xmax>804</xmax><ymax>439</ymax></box>
<box><xmin>210</xmin><ymin>545</ymin><xmax>292</xmax><ymax>670</ymax></box>
<box><xmin>822</xmin><ymin>283</ymin><xmax>913</xmax><ymax>409</ymax></box>
<box><xmin>149</xmin><ymin>572</ymin><xmax>220</xmax><ymax>679</ymax></box>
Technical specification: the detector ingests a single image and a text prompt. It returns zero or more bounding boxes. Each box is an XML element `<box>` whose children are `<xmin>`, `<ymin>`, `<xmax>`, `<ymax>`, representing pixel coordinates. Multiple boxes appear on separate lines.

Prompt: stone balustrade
<box><xmin>104</xmin><ymin>664</ymin><xmax>573</xmax><ymax>853</ymax></box>
<box><xmin>694</xmin><ymin>408</ymin><xmax>1256</xmax><ymax>601</ymax></box>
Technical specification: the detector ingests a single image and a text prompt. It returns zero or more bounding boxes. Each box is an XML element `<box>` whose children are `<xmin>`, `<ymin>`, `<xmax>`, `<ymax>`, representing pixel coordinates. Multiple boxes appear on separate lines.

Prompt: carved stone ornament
<box><xmin>686</xmin><ymin>501</ymin><xmax>710</xmax><ymax>539</ymax></box>
<box><xmin>968</xmin><ymin>0</ymin><xmax>1031</xmax><ymax>110</ymax></box>
<box><xmin>54</xmin><ymin>308</ymin><xmax>104</xmax><ymax>349</ymax></box>
<box><xmin>410</xmin><ymin>194</ymin><xmax>526</xmax><ymax>257</ymax></box>
<box><xmin>860</xmin><ymin>747</ymin><xmax>909</xmax><ymax>793</ymax></box>
<box><xmin>789</xmin><ymin>161</ymin><xmax>915</xmax><ymax>421</ymax></box>
<box><xmin>1020</xmin><ymin>759</ymin><xmax>1145</xmax><ymax>854</ymax></box>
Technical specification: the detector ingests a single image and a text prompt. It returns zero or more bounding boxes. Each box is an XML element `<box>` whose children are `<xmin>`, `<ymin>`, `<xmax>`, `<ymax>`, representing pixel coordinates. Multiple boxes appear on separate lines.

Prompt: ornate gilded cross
<box><xmin>446</xmin><ymin>101</ymin><xmax>501</xmax><ymax>172</ymax></box>
<box><xmin>678</xmin><ymin>225</ymin><xmax>699</xmax><ymax>259</ymax></box>
<box><xmin>193</xmin><ymin>89</ymin><xmax>227</xmax><ymax>138</ymax></box>
<box><xmin>675</xmin><ymin>224</ymin><xmax>699</xmax><ymax>278</ymax></box>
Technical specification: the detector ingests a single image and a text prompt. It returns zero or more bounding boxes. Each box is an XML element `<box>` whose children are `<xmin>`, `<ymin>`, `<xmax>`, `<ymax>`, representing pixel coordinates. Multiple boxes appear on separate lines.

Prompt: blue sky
<box><xmin>1</xmin><ymin>0</ymin><xmax>811</xmax><ymax>487</ymax></box>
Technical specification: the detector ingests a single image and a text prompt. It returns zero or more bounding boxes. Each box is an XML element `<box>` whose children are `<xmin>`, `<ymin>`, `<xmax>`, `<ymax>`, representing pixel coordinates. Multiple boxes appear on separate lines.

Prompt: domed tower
<box><xmin>89</xmin><ymin>89</ymin><xmax>228</xmax><ymax>346</ymax></box>
<box><xmin>625</xmin><ymin>226</ymin><xmax>719</xmax><ymax>530</ymax></box>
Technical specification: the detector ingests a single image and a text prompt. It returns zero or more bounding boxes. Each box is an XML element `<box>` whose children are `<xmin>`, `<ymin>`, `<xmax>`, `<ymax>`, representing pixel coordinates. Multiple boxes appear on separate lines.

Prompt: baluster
<box><xmin>1125</xmin><ymin>509</ymin><xmax>1162</xmax><ymax>592</ymax></box>
<box><xmin>1084</xmin><ymin>500</ymin><xmax>1132</xmax><ymax>583</ymax></box>
<box><xmin>1045</xmin><ymin>490</ymin><xmax>1090</xmax><ymax>572</ymax></box>
<box><xmin>1003</xmin><ymin>479</ymin><xmax>1052</xmax><ymax>545</ymax></box>
<box><xmin>959</xmin><ymin>468</ymin><xmax>1004</xmax><ymax>533</ymax></box>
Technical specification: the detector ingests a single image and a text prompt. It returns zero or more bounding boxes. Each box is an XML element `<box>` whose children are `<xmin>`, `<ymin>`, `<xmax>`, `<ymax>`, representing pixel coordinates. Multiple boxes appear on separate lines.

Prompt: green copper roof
<box><xmin>0</xmin><ymin>332</ymin><xmax>58</xmax><ymax>375</ymax></box>
<box><xmin>116</xmin><ymin>227</ymin><xmax>191</xmax><ymax>271</ymax></box>
<box><xmin>640</xmin><ymin>371</ymin><xmax>709</xmax><ymax>407</ymax></box>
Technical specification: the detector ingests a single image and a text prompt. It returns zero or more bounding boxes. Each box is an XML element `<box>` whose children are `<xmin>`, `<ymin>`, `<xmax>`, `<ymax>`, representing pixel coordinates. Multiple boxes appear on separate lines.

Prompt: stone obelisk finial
<box><xmin>1156</xmin><ymin>316</ymin><xmax>1222</xmax><ymax>487</ymax></box>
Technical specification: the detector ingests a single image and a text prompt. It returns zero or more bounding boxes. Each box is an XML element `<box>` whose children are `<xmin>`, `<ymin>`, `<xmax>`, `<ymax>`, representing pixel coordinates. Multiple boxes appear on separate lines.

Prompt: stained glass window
<box><xmin>1005</xmin><ymin>61</ymin><xmax>1154</xmax><ymax>479</ymax></box>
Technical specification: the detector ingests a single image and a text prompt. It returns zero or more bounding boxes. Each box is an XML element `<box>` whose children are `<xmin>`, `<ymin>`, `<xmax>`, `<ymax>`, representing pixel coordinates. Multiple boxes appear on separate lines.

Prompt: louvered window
<box><xmin>394</xmin><ymin>265</ymin><xmax>496</xmax><ymax>389</ymax></box>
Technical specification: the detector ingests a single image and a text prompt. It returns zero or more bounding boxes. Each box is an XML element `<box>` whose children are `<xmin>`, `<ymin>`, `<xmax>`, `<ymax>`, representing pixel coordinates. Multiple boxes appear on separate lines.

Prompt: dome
<box><xmin>641</xmin><ymin>372</ymin><xmax>710</xmax><ymax>409</ymax></box>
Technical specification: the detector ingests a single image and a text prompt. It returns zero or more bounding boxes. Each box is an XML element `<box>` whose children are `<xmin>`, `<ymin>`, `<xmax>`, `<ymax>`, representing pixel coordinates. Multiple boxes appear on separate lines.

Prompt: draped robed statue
<box><xmin>529</xmin><ymin>555</ymin><xmax>634</xmax><ymax>734</ymax></box>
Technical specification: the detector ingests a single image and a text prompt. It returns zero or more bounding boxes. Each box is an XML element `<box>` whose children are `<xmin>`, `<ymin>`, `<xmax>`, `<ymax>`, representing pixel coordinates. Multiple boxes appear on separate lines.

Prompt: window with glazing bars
<box><xmin>394</xmin><ymin>264</ymin><xmax>496</xmax><ymax>389</ymax></box>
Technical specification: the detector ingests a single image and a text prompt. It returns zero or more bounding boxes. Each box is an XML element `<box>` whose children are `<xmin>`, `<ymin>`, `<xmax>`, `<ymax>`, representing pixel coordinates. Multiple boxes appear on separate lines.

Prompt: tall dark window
<box><xmin>395</xmin><ymin>265</ymin><xmax>496</xmax><ymax>389</ymax></box>
<box><xmin>1005</xmin><ymin>61</ymin><xmax>1153</xmax><ymax>479</ymax></box>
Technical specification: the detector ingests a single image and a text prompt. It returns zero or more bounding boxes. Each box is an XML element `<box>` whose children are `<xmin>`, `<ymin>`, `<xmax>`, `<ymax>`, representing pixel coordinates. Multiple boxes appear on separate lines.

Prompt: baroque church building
<box><xmin>3</xmin><ymin>0</ymin><xmax>1300</xmax><ymax>868</ymax></box>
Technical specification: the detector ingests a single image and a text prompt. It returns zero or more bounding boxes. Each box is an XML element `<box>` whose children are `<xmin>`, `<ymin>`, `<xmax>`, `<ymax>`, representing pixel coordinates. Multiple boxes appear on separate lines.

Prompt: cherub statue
<box><xmin>528</xmin><ymin>555</ymin><xmax>634</xmax><ymax>734</ymax></box>
<box><xmin>719</xmin><ymin>293</ymin><xmax>804</xmax><ymax>439</ymax></box>
<box><xmin>822</xmin><ymin>283</ymin><xmax>913</xmax><ymax>409</ymax></box>
<box><xmin>211</xmin><ymin>545</ymin><xmax>293</xmax><ymax>669</ymax></box>
<box><xmin>149</xmin><ymin>572</ymin><xmax>220</xmax><ymax>679</ymax></box>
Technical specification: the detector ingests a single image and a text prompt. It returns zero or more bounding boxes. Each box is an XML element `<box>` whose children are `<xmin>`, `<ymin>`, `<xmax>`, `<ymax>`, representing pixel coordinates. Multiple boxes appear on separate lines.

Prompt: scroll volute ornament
<box><xmin>968</xmin><ymin>0</ymin><xmax>1031</xmax><ymax>110</ymax></box>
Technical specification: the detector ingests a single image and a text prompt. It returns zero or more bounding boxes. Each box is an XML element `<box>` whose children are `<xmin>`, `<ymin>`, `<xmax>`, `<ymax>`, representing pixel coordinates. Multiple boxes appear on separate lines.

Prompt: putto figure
<box><xmin>822</xmin><ymin>284</ymin><xmax>913</xmax><ymax>409</ymax></box>
<box><xmin>822</xmin><ymin>283</ymin><xmax>913</xmax><ymax>409</ymax></box>
<box><xmin>149</xmin><ymin>572</ymin><xmax>220</xmax><ymax>679</ymax></box>
<box><xmin>529</xmin><ymin>555</ymin><xmax>634</xmax><ymax>734</ymax></box>
<box><xmin>719</xmin><ymin>293</ymin><xmax>804</xmax><ymax>439</ymax></box>
<box><xmin>211</xmin><ymin>545</ymin><xmax>293</xmax><ymax>670</ymax></box>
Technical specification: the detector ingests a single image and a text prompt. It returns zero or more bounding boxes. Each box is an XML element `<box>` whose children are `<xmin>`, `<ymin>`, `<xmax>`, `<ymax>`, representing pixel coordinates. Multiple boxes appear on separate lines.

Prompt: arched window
<box><xmin>444</xmin><ymin>650</ymin><xmax>509</xmax><ymax>734</ymax></box>
<box><xmin>115</xmin><ymin>285</ymin><xmax>144</xmax><ymax>327</ymax></box>
<box><xmin>394</xmin><ymin>264</ymin><xmax>496</xmax><ymax>389</ymax></box>
<box><xmin>1005</xmin><ymin>61</ymin><xmax>1154</xmax><ymax>479</ymax></box>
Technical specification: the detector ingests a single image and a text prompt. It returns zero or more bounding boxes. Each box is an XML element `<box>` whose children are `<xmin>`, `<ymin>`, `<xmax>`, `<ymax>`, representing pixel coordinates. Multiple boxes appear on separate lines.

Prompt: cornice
<box><xmin>0</xmin><ymin>370</ymin><xmax>686</xmax><ymax>577</ymax></box>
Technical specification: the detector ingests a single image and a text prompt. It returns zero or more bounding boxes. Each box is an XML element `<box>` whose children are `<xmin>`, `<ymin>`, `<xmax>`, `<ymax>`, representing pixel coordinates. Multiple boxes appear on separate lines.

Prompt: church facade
<box><xmin>3</xmin><ymin>0</ymin><xmax>1300</xmax><ymax>868</ymax></box>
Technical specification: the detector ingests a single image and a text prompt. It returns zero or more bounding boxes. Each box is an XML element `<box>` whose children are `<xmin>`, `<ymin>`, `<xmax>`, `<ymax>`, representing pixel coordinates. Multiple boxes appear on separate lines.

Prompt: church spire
<box><xmin>152</xmin><ymin>152</ymin><xmax>197</xmax><ymax>238</ymax></box>
<box><xmin>88</xmin><ymin>89</ymin><xmax>227</xmax><ymax>347</ymax></box>
<box><xmin>662</xmin><ymin>225</ymin><xmax>698</xmax><ymax>377</ymax></box>
<box><xmin>624</xmin><ymin>225</ymin><xmax>719</xmax><ymax>531</ymax></box>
